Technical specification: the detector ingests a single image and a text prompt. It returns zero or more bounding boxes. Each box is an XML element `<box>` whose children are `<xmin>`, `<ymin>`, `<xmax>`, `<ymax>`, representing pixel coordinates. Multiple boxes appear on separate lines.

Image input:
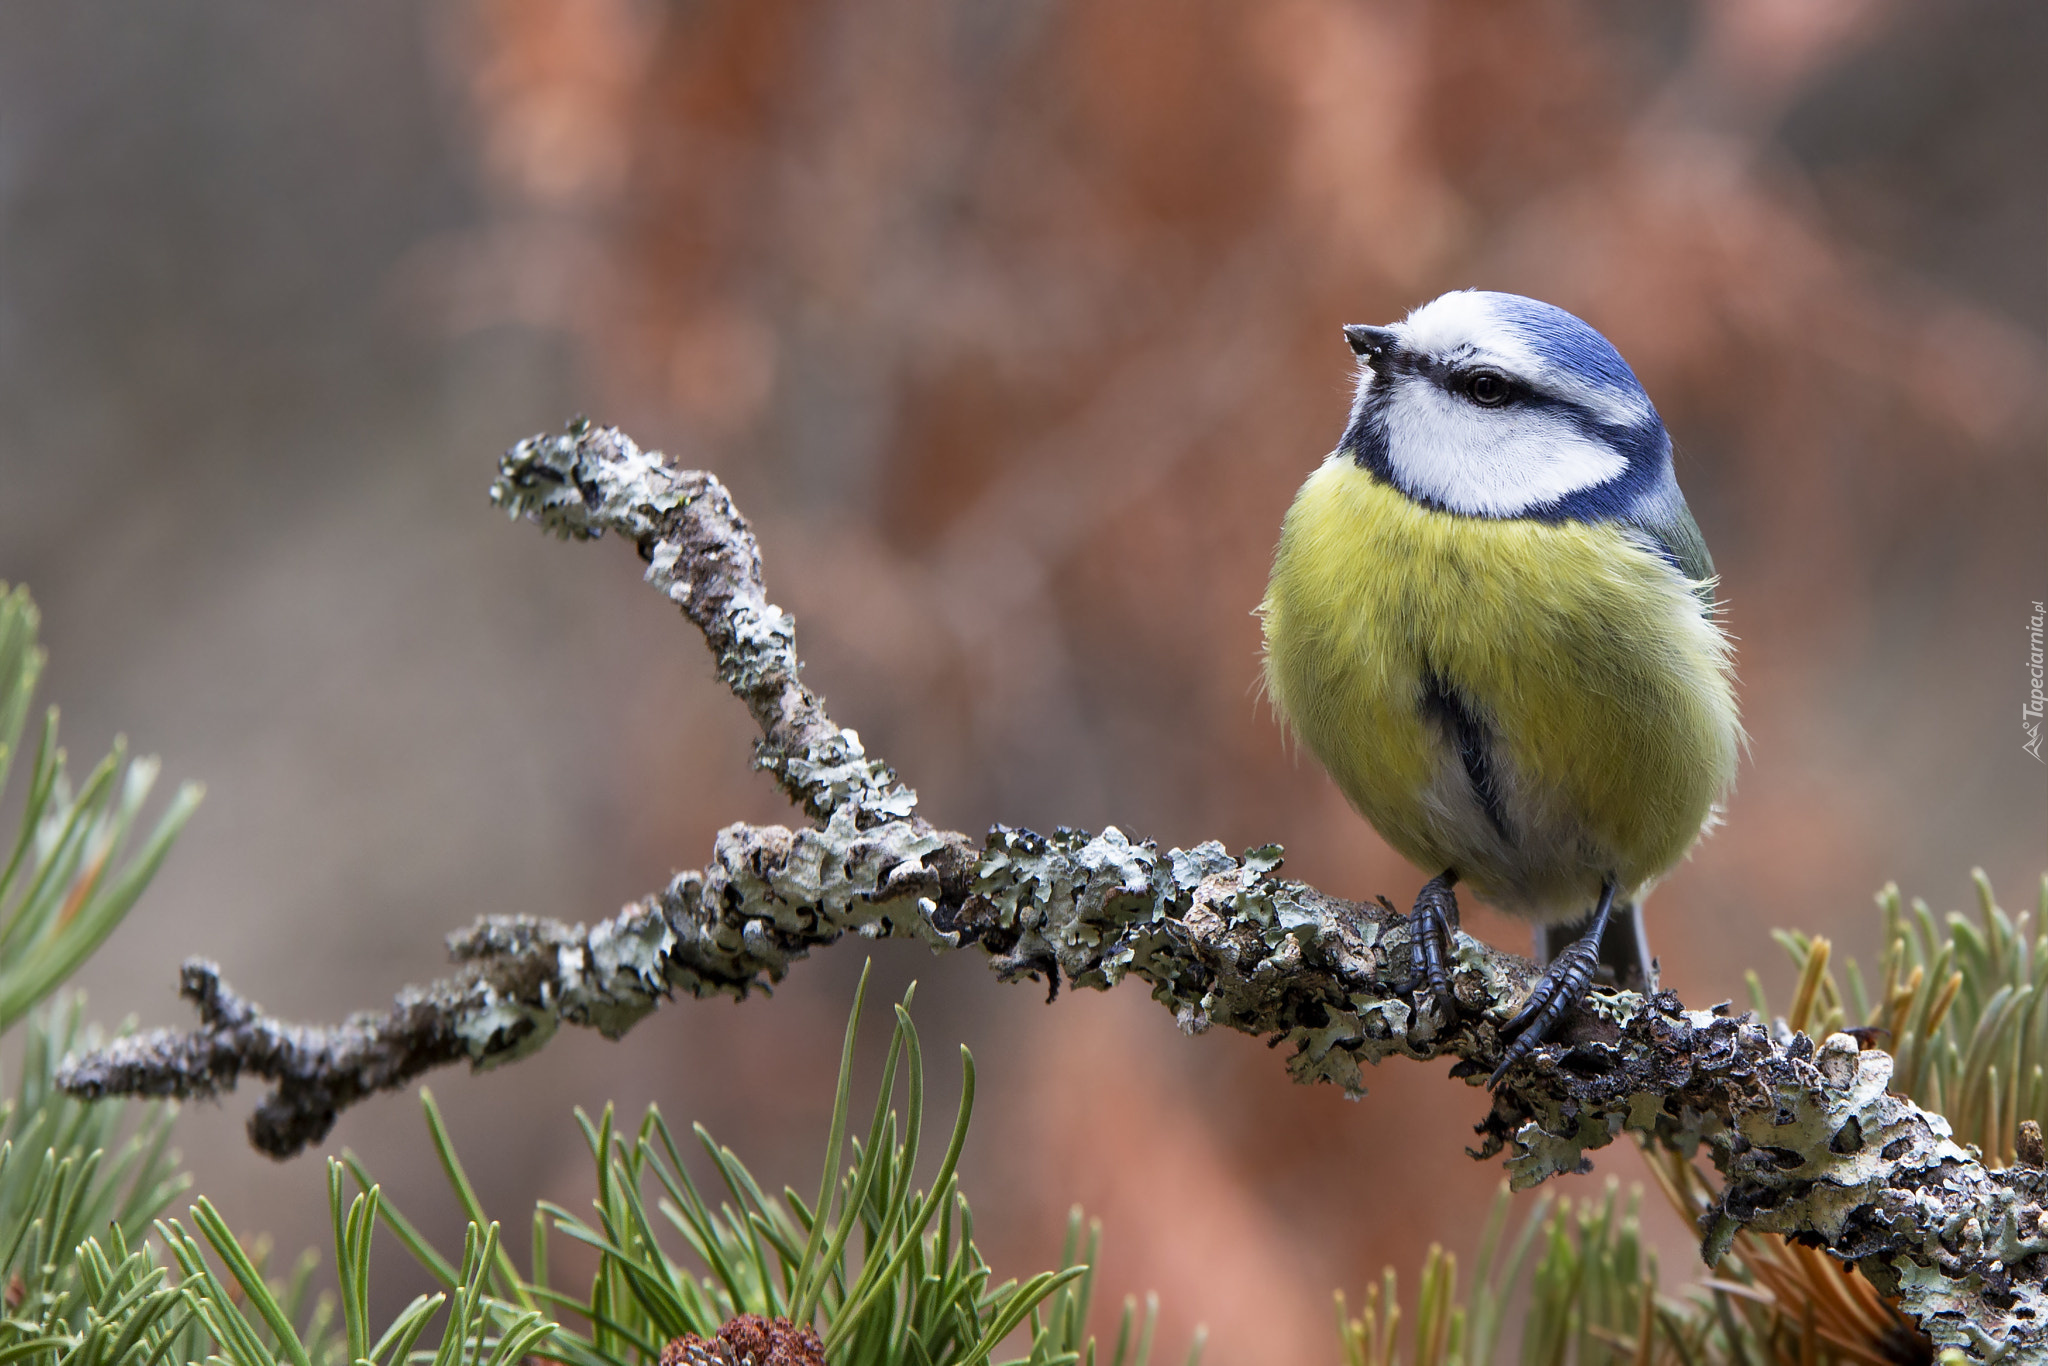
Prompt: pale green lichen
<box><xmin>493</xmin><ymin>422</ymin><xmax>693</xmax><ymax>541</ymax></box>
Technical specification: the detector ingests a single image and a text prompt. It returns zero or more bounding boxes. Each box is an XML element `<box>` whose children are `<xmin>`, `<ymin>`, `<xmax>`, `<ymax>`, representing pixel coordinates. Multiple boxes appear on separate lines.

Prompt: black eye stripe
<box><xmin>1375</xmin><ymin>348</ymin><xmax>1609</xmax><ymax>420</ymax></box>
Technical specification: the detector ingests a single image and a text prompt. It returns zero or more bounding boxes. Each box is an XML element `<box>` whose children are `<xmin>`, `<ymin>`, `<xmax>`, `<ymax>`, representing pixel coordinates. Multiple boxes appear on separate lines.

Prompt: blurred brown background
<box><xmin>1</xmin><ymin>1</ymin><xmax>2042</xmax><ymax>1360</ymax></box>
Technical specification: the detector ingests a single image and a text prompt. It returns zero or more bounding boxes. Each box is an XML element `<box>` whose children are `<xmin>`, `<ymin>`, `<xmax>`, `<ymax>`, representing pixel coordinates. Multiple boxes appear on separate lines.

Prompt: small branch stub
<box><xmin>56</xmin><ymin>421</ymin><xmax>2046</xmax><ymax>1362</ymax></box>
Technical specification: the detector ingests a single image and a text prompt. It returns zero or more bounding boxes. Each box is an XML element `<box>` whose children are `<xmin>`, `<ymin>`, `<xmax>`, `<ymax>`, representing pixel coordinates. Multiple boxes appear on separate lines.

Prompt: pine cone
<box><xmin>659</xmin><ymin>1314</ymin><xmax>825</xmax><ymax>1366</ymax></box>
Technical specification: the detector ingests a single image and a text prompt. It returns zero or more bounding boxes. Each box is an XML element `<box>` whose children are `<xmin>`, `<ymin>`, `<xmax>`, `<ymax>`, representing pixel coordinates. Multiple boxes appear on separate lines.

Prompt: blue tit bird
<box><xmin>1259</xmin><ymin>289</ymin><xmax>1740</xmax><ymax>1085</ymax></box>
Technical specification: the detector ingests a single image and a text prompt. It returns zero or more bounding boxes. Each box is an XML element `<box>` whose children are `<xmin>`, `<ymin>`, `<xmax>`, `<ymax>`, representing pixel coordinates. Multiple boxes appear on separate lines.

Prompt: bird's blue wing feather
<box><xmin>1624</xmin><ymin>503</ymin><xmax>1718</xmax><ymax>608</ymax></box>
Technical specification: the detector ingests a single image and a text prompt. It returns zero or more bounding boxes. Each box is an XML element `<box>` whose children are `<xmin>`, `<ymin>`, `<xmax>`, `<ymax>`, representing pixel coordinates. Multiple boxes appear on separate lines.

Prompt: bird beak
<box><xmin>1342</xmin><ymin>324</ymin><xmax>1400</xmax><ymax>359</ymax></box>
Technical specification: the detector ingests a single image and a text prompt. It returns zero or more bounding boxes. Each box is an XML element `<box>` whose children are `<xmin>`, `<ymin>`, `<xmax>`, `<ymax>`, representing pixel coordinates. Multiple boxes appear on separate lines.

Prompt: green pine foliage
<box><xmin>1765</xmin><ymin>871</ymin><xmax>2048</xmax><ymax>1166</ymax></box>
<box><xmin>0</xmin><ymin>585</ymin><xmax>559</xmax><ymax>1366</ymax></box>
<box><xmin>1339</xmin><ymin>1161</ymin><xmax>1942</xmax><ymax>1366</ymax></box>
<box><xmin>347</xmin><ymin>965</ymin><xmax>1201</xmax><ymax>1366</ymax></box>
<box><xmin>0</xmin><ymin>1001</ymin><xmax>191</xmax><ymax>1366</ymax></box>
<box><xmin>0</xmin><ymin>585</ymin><xmax>201</xmax><ymax>1366</ymax></box>
<box><xmin>0</xmin><ymin>586</ymin><xmax>200</xmax><ymax>1035</ymax></box>
<box><xmin>1338</xmin><ymin>1184</ymin><xmax>1658</xmax><ymax>1366</ymax></box>
<box><xmin>147</xmin><ymin>1168</ymin><xmax>555</xmax><ymax>1366</ymax></box>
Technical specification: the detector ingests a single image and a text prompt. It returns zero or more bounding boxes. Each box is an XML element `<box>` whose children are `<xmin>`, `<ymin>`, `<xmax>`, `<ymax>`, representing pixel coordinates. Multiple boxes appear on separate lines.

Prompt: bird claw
<box><xmin>1396</xmin><ymin>872</ymin><xmax>1460</xmax><ymax>1021</ymax></box>
<box><xmin>1487</xmin><ymin>879</ymin><xmax>1617</xmax><ymax>1089</ymax></box>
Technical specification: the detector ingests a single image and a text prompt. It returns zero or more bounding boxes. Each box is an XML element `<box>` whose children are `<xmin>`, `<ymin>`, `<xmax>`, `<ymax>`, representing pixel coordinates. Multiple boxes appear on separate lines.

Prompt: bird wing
<box><xmin>1624</xmin><ymin>503</ymin><xmax>1718</xmax><ymax>608</ymax></box>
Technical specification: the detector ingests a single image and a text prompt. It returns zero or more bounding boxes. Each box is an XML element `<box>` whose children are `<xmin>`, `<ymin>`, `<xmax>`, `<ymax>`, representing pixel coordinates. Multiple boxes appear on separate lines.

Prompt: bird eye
<box><xmin>1466</xmin><ymin>370</ymin><xmax>1510</xmax><ymax>407</ymax></box>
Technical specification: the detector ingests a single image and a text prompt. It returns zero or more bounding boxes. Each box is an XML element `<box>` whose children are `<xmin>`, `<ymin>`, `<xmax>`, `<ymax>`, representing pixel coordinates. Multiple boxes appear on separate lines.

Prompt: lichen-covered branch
<box><xmin>57</xmin><ymin>421</ymin><xmax>2043</xmax><ymax>1360</ymax></box>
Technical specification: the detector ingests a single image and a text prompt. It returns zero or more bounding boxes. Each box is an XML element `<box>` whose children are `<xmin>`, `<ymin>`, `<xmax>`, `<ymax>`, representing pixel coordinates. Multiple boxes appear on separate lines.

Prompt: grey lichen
<box><xmin>1474</xmin><ymin>996</ymin><xmax>2048</xmax><ymax>1356</ymax></box>
<box><xmin>56</xmin><ymin>420</ymin><xmax>2044</xmax><ymax>1361</ymax></box>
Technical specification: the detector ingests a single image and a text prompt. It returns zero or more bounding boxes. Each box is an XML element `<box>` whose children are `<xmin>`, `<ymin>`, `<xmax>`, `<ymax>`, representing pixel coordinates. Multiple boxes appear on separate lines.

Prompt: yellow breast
<box><xmin>1260</xmin><ymin>456</ymin><xmax>1740</xmax><ymax>920</ymax></box>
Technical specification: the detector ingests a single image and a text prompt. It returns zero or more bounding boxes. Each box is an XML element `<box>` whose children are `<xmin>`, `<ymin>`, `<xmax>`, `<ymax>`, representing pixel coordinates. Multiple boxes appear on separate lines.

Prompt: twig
<box><xmin>57</xmin><ymin>421</ymin><xmax>2046</xmax><ymax>1361</ymax></box>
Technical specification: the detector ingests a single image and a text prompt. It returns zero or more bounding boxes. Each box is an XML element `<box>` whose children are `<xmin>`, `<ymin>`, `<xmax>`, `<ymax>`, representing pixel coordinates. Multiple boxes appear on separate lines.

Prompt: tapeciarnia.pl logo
<box><xmin>2027</xmin><ymin>599</ymin><xmax>2045</xmax><ymax>761</ymax></box>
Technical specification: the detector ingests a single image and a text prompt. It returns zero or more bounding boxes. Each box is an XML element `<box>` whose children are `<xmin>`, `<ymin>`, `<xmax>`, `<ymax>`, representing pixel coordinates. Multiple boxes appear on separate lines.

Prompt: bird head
<box><xmin>1338</xmin><ymin>290</ymin><xmax>1675</xmax><ymax>522</ymax></box>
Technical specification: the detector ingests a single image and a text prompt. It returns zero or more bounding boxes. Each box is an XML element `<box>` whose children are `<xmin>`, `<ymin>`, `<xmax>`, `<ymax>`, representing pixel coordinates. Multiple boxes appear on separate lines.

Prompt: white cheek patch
<box><xmin>1382</xmin><ymin>378</ymin><xmax>1627</xmax><ymax>516</ymax></box>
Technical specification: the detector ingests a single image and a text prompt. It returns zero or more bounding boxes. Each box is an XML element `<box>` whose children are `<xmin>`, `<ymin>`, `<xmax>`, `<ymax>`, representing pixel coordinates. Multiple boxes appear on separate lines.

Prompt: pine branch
<box><xmin>56</xmin><ymin>421</ymin><xmax>2045</xmax><ymax>1361</ymax></box>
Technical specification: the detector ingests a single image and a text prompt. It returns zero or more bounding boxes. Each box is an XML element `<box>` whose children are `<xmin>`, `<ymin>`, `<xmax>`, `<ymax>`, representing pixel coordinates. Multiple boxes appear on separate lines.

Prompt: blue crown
<box><xmin>1483</xmin><ymin>292</ymin><xmax>1652</xmax><ymax>421</ymax></box>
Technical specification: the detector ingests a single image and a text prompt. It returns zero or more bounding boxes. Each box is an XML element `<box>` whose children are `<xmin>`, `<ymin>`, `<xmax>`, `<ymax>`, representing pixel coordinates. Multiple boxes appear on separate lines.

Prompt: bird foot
<box><xmin>1488</xmin><ymin>879</ymin><xmax>1617</xmax><ymax>1088</ymax></box>
<box><xmin>1396</xmin><ymin>871</ymin><xmax>1460</xmax><ymax>1020</ymax></box>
